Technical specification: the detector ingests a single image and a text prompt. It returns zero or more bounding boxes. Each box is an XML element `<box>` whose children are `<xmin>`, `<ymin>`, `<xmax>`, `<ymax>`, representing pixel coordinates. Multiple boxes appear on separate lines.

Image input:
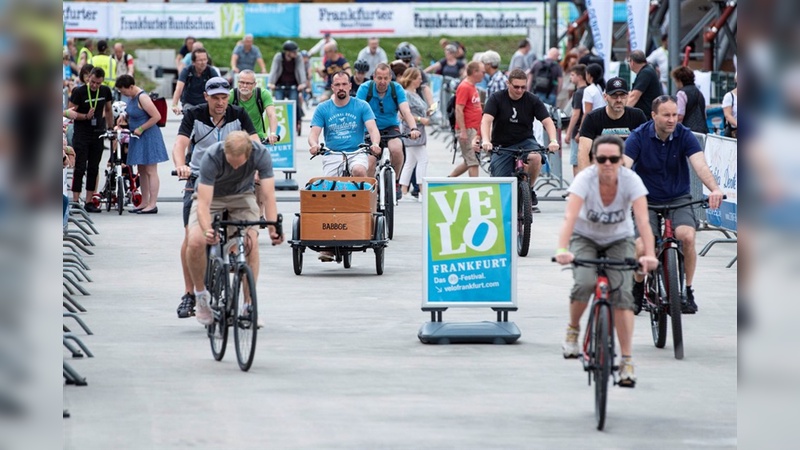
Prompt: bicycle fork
<box><xmin>377</xmin><ymin>164</ymin><xmax>396</xmax><ymax>211</ymax></box>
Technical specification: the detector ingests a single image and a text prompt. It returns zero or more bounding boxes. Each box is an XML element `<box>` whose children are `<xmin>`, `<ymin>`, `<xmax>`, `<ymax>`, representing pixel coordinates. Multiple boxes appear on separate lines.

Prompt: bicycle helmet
<box><xmin>282</xmin><ymin>40</ymin><xmax>299</xmax><ymax>52</ymax></box>
<box><xmin>353</xmin><ymin>59</ymin><xmax>370</xmax><ymax>73</ymax></box>
<box><xmin>395</xmin><ymin>45</ymin><xmax>413</xmax><ymax>61</ymax></box>
<box><xmin>112</xmin><ymin>101</ymin><xmax>127</xmax><ymax>120</ymax></box>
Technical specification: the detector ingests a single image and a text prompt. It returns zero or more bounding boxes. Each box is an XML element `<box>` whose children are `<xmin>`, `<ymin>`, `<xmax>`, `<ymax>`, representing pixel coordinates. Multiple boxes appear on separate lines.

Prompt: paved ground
<box><xmin>63</xmin><ymin>108</ymin><xmax>737</xmax><ymax>449</ymax></box>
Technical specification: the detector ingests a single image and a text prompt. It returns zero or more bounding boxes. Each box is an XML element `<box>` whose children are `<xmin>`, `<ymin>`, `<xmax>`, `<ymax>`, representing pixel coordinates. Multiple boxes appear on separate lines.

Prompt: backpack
<box><xmin>532</xmin><ymin>60</ymin><xmax>557</xmax><ymax>95</ymax></box>
<box><xmin>231</xmin><ymin>87</ymin><xmax>266</xmax><ymax>134</ymax></box>
<box><xmin>364</xmin><ymin>80</ymin><xmax>398</xmax><ymax>107</ymax></box>
<box><xmin>446</xmin><ymin>95</ymin><xmax>457</xmax><ymax>130</ymax></box>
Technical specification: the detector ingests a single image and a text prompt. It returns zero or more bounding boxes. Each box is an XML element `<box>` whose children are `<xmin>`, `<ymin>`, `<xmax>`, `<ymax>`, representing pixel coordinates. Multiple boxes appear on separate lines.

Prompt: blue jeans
<box><xmin>272</xmin><ymin>86</ymin><xmax>298</xmax><ymax>101</ymax></box>
<box><xmin>535</xmin><ymin>91</ymin><xmax>556</xmax><ymax>106</ymax></box>
<box><xmin>489</xmin><ymin>138</ymin><xmax>540</xmax><ymax>178</ymax></box>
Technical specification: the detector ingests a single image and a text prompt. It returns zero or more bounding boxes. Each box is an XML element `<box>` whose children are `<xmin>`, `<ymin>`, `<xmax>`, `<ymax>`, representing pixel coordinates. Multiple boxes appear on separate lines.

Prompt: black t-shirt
<box><xmin>571</xmin><ymin>86</ymin><xmax>586</xmax><ymax>139</ymax></box>
<box><xmin>579</xmin><ymin>106</ymin><xmax>648</xmax><ymax>141</ymax></box>
<box><xmin>178</xmin><ymin>66</ymin><xmax>218</xmax><ymax>106</ymax></box>
<box><xmin>278</xmin><ymin>57</ymin><xmax>297</xmax><ymax>86</ymax></box>
<box><xmin>483</xmin><ymin>90</ymin><xmax>551</xmax><ymax>146</ymax></box>
<box><xmin>438</xmin><ymin>58</ymin><xmax>465</xmax><ymax>79</ymax></box>
<box><xmin>69</xmin><ymin>84</ymin><xmax>114</xmax><ymax>134</ymax></box>
<box><xmin>349</xmin><ymin>75</ymin><xmax>366</xmax><ymax>97</ymax></box>
<box><xmin>631</xmin><ymin>64</ymin><xmax>662</xmax><ymax>117</ymax></box>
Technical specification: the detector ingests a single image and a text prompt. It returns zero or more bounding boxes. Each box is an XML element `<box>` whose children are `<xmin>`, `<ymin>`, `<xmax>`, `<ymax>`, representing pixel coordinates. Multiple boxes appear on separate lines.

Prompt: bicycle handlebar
<box><xmin>213</xmin><ymin>213</ymin><xmax>283</xmax><ymax>236</ymax></box>
<box><xmin>310</xmin><ymin>143</ymin><xmax>372</xmax><ymax>160</ymax></box>
<box><xmin>551</xmin><ymin>256</ymin><xmax>640</xmax><ymax>271</ymax></box>
<box><xmin>648</xmin><ymin>195</ymin><xmax>728</xmax><ymax>212</ymax></box>
<box><xmin>491</xmin><ymin>145</ymin><xmax>547</xmax><ymax>155</ymax></box>
<box><xmin>99</xmin><ymin>129</ymin><xmax>139</xmax><ymax>139</ymax></box>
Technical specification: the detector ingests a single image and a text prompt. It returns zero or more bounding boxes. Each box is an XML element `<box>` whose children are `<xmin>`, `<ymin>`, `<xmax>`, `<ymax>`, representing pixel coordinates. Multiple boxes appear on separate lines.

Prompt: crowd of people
<box><xmin>62</xmin><ymin>33</ymin><xmax>735</xmax><ymax>387</ymax></box>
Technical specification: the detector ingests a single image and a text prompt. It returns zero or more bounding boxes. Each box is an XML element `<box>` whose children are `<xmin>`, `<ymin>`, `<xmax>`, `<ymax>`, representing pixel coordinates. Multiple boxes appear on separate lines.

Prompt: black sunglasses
<box><xmin>595</xmin><ymin>155</ymin><xmax>621</xmax><ymax>164</ymax></box>
<box><xmin>207</xmin><ymin>81</ymin><xmax>230</xmax><ymax>91</ymax></box>
<box><xmin>378</xmin><ymin>99</ymin><xmax>384</xmax><ymax>114</ymax></box>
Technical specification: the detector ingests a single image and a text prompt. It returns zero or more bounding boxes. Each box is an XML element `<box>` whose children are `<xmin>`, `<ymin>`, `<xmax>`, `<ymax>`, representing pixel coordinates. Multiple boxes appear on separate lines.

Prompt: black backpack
<box><xmin>532</xmin><ymin>60</ymin><xmax>558</xmax><ymax>95</ymax></box>
<box><xmin>231</xmin><ymin>87</ymin><xmax>266</xmax><ymax>134</ymax></box>
<box><xmin>446</xmin><ymin>95</ymin><xmax>457</xmax><ymax>130</ymax></box>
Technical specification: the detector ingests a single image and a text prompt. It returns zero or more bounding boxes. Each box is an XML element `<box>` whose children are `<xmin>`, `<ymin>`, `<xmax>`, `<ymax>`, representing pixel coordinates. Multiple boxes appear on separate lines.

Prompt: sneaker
<box><xmin>85</xmin><ymin>203</ymin><xmax>102</xmax><ymax>213</ymax></box>
<box><xmin>195</xmin><ymin>291</ymin><xmax>213</xmax><ymax>326</ymax></box>
<box><xmin>395</xmin><ymin>183</ymin><xmax>402</xmax><ymax>201</ymax></box>
<box><xmin>530</xmin><ymin>190</ymin><xmax>539</xmax><ymax>206</ymax></box>
<box><xmin>318</xmin><ymin>251</ymin><xmax>334</xmax><ymax>262</ymax></box>
<box><xmin>176</xmin><ymin>292</ymin><xmax>196</xmax><ymax>318</ymax></box>
<box><xmin>618</xmin><ymin>358</ymin><xmax>637</xmax><ymax>388</ymax></box>
<box><xmin>562</xmin><ymin>325</ymin><xmax>580</xmax><ymax>358</ymax></box>
<box><xmin>682</xmin><ymin>286</ymin><xmax>698</xmax><ymax>314</ymax></box>
<box><xmin>398</xmin><ymin>195</ymin><xmax>417</xmax><ymax>203</ymax></box>
<box><xmin>632</xmin><ymin>280</ymin><xmax>645</xmax><ymax>315</ymax></box>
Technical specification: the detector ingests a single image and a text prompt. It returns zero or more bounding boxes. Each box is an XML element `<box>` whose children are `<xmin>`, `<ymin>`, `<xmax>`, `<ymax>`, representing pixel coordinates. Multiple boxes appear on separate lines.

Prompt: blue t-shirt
<box><xmin>624</xmin><ymin>121</ymin><xmax>703</xmax><ymax>203</ymax></box>
<box><xmin>356</xmin><ymin>81</ymin><xmax>407</xmax><ymax>130</ymax></box>
<box><xmin>311</xmin><ymin>98</ymin><xmax>376</xmax><ymax>152</ymax></box>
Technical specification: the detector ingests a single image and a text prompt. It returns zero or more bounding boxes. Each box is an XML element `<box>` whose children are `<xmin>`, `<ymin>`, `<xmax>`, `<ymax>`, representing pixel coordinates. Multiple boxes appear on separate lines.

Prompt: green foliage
<box><xmin>117</xmin><ymin>35</ymin><xmax>527</xmax><ymax>70</ymax></box>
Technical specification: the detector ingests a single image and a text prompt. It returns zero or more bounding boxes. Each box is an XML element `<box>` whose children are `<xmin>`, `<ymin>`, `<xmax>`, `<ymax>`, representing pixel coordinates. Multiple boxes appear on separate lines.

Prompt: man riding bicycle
<box><xmin>356</xmin><ymin>63</ymin><xmax>421</xmax><ymax>184</ymax></box>
<box><xmin>623</xmin><ymin>95</ymin><xmax>724</xmax><ymax>314</ymax></box>
<box><xmin>480</xmin><ymin>69</ymin><xmax>560</xmax><ymax>210</ymax></box>
<box><xmin>179</xmin><ymin>131</ymin><xmax>283</xmax><ymax>327</ymax></box>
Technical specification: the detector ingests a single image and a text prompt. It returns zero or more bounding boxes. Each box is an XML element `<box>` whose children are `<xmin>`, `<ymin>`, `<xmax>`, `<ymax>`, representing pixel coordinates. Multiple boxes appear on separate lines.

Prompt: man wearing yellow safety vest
<box><xmin>90</xmin><ymin>40</ymin><xmax>117</xmax><ymax>89</ymax></box>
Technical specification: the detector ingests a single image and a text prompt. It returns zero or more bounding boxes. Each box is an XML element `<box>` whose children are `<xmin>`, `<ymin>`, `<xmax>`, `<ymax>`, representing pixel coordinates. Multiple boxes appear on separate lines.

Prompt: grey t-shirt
<box><xmin>567</xmin><ymin>165</ymin><xmax>648</xmax><ymax>245</ymax></box>
<box><xmin>198</xmin><ymin>141</ymin><xmax>274</xmax><ymax>196</ymax></box>
<box><xmin>233</xmin><ymin>45</ymin><xmax>262</xmax><ymax>71</ymax></box>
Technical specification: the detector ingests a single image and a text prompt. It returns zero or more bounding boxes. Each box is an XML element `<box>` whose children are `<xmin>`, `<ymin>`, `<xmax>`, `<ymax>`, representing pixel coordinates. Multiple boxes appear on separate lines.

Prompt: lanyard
<box><xmin>87</xmin><ymin>87</ymin><xmax>100</xmax><ymax>110</ymax></box>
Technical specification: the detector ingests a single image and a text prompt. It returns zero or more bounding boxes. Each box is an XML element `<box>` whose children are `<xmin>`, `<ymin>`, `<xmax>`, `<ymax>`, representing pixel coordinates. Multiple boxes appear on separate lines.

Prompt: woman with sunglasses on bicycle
<box><xmin>554</xmin><ymin>135</ymin><xmax>658</xmax><ymax>387</ymax></box>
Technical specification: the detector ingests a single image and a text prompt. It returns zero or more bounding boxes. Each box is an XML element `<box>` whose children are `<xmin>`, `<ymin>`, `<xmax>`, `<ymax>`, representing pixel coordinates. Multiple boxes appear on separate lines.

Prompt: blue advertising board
<box><xmin>244</xmin><ymin>4</ymin><xmax>300</xmax><ymax>38</ymax></box>
<box><xmin>270</xmin><ymin>100</ymin><xmax>296</xmax><ymax>171</ymax></box>
<box><xmin>422</xmin><ymin>178</ymin><xmax>517</xmax><ymax>307</ymax></box>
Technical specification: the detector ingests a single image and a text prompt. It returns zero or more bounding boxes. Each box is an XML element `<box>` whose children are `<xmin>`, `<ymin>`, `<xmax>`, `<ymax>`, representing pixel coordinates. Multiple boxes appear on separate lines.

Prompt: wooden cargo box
<box><xmin>300</xmin><ymin>213</ymin><xmax>373</xmax><ymax>241</ymax></box>
<box><xmin>300</xmin><ymin>177</ymin><xmax>377</xmax><ymax>214</ymax></box>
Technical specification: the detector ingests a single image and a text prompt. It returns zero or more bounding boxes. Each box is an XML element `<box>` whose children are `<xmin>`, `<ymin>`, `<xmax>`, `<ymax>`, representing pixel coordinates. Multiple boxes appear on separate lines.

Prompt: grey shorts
<box><xmin>458</xmin><ymin>128</ymin><xmax>479</xmax><ymax>167</ymax></box>
<box><xmin>182</xmin><ymin>176</ymin><xmax>197</xmax><ymax>227</ymax></box>
<box><xmin>569</xmin><ymin>235</ymin><xmax>636</xmax><ymax>311</ymax></box>
<box><xmin>569</xmin><ymin>140</ymin><xmax>579</xmax><ymax>166</ymax></box>
<box><xmin>635</xmin><ymin>195</ymin><xmax>698</xmax><ymax>237</ymax></box>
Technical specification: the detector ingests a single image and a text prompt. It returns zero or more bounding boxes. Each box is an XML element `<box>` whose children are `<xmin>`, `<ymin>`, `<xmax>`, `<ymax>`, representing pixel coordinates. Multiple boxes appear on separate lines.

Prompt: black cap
<box><xmin>606</xmin><ymin>77</ymin><xmax>629</xmax><ymax>95</ymax></box>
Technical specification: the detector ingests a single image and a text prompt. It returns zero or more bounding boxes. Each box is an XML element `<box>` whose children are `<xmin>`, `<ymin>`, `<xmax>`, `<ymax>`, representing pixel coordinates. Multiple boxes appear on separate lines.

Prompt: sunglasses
<box><xmin>509</xmin><ymin>84</ymin><xmax>526</xmax><ymax>90</ymax></box>
<box><xmin>206</xmin><ymin>81</ymin><xmax>230</xmax><ymax>91</ymax></box>
<box><xmin>595</xmin><ymin>155</ymin><xmax>621</xmax><ymax>164</ymax></box>
<box><xmin>378</xmin><ymin>99</ymin><xmax>384</xmax><ymax>114</ymax></box>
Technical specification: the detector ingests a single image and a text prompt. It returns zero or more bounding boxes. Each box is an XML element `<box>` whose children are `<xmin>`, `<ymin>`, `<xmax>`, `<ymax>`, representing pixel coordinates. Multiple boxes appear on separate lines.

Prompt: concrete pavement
<box><xmin>63</xmin><ymin>106</ymin><xmax>737</xmax><ymax>449</ymax></box>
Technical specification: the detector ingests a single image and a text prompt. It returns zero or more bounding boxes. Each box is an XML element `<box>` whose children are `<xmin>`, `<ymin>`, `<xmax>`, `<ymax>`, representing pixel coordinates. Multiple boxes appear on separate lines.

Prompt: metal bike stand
<box><xmin>64</xmin><ymin>312</ymin><xmax>93</xmax><ymax>335</ymax></box>
<box><xmin>275</xmin><ymin>169</ymin><xmax>299</xmax><ymax>191</ymax></box>
<box><xmin>64</xmin><ymin>361</ymin><xmax>87</xmax><ymax>386</ymax></box>
<box><xmin>418</xmin><ymin>307</ymin><xmax>521</xmax><ymax>345</ymax></box>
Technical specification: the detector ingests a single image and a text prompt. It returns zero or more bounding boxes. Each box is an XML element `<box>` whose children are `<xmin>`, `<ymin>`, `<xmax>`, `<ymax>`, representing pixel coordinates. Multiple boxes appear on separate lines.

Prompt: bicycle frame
<box><xmin>583</xmin><ymin>272</ymin><xmax>614</xmax><ymax>374</ymax></box>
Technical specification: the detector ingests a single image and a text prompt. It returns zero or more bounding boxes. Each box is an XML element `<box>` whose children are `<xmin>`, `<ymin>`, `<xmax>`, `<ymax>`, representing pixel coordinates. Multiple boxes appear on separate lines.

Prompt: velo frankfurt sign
<box><xmin>422</xmin><ymin>178</ymin><xmax>517</xmax><ymax>308</ymax></box>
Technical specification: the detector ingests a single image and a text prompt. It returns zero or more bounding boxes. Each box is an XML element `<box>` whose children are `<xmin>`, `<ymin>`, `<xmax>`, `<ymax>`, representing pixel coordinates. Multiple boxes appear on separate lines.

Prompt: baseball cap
<box><xmin>606</xmin><ymin>77</ymin><xmax>629</xmax><ymax>95</ymax></box>
<box><xmin>205</xmin><ymin>77</ymin><xmax>230</xmax><ymax>96</ymax></box>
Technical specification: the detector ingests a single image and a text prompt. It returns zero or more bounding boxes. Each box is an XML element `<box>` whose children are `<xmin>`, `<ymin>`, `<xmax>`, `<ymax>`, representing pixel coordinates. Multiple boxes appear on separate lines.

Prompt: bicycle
<box><xmin>490</xmin><ymin>145</ymin><xmax>547</xmax><ymax>257</ymax></box>
<box><xmin>96</xmin><ymin>129</ymin><xmax>139</xmax><ymax>215</ymax></box>
<box><xmin>365</xmin><ymin>131</ymin><xmax>410</xmax><ymax>241</ymax></box>
<box><xmin>205</xmin><ymin>212</ymin><xmax>283</xmax><ymax>372</ymax></box>
<box><xmin>638</xmin><ymin>196</ymin><xmax>724</xmax><ymax>360</ymax></box>
<box><xmin>553</xmin><ymin>255</ymin><xmax>640</xmax><ymax>431</ymax></box>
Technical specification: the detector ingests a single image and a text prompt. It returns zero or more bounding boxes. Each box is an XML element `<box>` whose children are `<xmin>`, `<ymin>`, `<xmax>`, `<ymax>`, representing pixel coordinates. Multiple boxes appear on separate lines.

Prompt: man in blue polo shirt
<box><xmin>623</xmin><ymin>95</ymin><xmax>724</xmax><ymax>314</ymax></box>
<box><xmin>356</xmin><ymin>63</ymin><xmax>421</xmax><ymax>190</ymax></box>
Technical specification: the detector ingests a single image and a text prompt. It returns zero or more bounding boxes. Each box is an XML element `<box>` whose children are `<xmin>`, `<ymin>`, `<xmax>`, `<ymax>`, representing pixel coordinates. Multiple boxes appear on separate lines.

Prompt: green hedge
<box><xmin>117</xmin><ymin>36</ymin><xmax>527</xmax><ymax>70</ymax></box>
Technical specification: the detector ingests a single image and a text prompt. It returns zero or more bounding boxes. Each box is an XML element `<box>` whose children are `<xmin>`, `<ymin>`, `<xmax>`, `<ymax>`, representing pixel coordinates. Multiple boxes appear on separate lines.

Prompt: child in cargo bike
<box><xmin>307</xmin><ymin>71</ymin><xmax>383</xmax><ymax>260</ymax></box>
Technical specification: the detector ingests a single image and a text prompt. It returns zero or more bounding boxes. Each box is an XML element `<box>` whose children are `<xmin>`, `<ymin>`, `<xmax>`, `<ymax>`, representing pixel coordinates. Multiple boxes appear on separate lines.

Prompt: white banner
<box><xmin>111</xmin><ymin>3</ymin><xmax>224</xmax><ymax>39</ymax></box>
<box><xmin>626</xmin><ymin>0</ymin><xmax>650</xmax><ymax>53</ymax></box>
<box><xmin>63</xmin><ymin>2</ymin><xmax>111</xmax><ymax>38</ymax></box>
<box><xmin>300</xmin><ymin>4</ymin><xmax>404</xmax><ymax>38</ymax></box>
<box><xmin>586</xmin><ymin>0</ymin><xmax>613</xmax><ymax>71</ymax></box>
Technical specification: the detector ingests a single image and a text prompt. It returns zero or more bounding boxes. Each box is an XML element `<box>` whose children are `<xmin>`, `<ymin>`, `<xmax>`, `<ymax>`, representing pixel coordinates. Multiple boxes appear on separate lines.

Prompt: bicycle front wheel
<box><xmin>594</xmin><ymin>304</ymin><xmax>612</xmax><ymax>431</ymax></box>
<box><xmin>233</xmin><ymin>265</ymin><xmax>258</xmax><ymax>371</ymax></box>
<box><xmin>208</xmin><ymin>258</ymin><xmax>229</xmax><ymax>361</ymax></box>
<box><xmin>517</xmin><ymin>180</ymin><xmax>532</xmax><ymax>257</ymax></box>
<box><xmin>381</xmin><ymin>170</ymin><xmax>395</xmax><ymax>240</ymax></box>
<box><xmin>116</xmin><ymin>177</ymin><xmax>125</xmax><ymax>215</ymax></box>
<box><xmin>648</xmin><ymin>272</ymin><xmax>667</xmax><ymax>348</ymax></box>
<box><xmin>664</xmin><ymin>248</ymin><xmax>684</xmax><ymax>360</ymax></box>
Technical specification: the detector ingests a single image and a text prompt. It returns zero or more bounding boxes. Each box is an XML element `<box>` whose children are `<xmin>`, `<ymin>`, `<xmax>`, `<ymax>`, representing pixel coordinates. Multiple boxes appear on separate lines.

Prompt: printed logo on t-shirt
<box><xmin>601</xmin><ymin>128</ymin><xmax>634</xmax><ymax>139</ymax></box>
<box><xmin>510</xmin><ymin>107</ymin><xmax>518</xmax><ymax>123</ymax></box>
<box><xmin>587</xmin><ymin>209</ymin><xmax>625</xmax><ymax>224</ymax></box>
<box><xmin>328</xmin><ymin>112</ymin><xmax>359</xmax><ymax>139</ymax></box>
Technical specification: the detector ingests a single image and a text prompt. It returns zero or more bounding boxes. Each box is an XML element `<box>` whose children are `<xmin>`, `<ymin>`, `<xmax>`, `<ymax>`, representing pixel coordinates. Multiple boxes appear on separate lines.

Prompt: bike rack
<box><xmin>418</xmin><ymin>307</ymin><xmax>521</xmax><ymax>345</ymax></box>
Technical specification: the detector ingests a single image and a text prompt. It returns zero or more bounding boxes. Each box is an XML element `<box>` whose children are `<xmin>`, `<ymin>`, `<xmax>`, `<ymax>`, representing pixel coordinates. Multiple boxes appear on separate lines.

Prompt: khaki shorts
<box><xmin>189</xmin><ymin>193</ymin><xmax>260</xmax><ymax>235</ymax></box>
<box><xmin>458</xmin><ymin>128</ymin><xmax>479</xmax><ymax>167</ymax></box>
<box><xmin>569</xmin><ymin>235</ymin><xmax>636</xmax><ymax>311</ymax></box>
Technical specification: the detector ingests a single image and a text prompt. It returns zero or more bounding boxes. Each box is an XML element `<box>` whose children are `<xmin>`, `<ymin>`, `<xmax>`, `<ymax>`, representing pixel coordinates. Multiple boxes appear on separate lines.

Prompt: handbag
<box><xmin>149</xmin><ymin>92</ymin><xmax>168</xmax><ymax>127</ymax></box>
<box><xmin>723</xmin><ymin>123</ymin><xmax>737</xmax><ymax>139</ymax></box>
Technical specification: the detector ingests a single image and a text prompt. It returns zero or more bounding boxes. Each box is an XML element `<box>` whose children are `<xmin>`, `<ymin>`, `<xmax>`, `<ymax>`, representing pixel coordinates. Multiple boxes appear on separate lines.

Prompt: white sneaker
<box><xmin>195</xmin><ymin>291</ymin><xmax>213</xmax><ymax>326</ymax></box>
<box><xmin>562</xmin><ymin>325</ymin><xmax>580</xmax><ymax>358</ymax></box>
<box><xmin>618</xmin><ymin>358</ymin><xmax>637</xmax><ymax>388</ymax></box>
<box><xmin>398</xmin><ymin>195</ymin><xmax>416</xmax><ymax>203</ymax></box>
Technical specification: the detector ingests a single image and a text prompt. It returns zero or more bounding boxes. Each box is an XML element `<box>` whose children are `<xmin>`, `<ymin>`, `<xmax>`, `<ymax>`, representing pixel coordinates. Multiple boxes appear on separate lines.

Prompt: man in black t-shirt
<box><xmin>67</xmin><ymin>67</ymin><xmax>114</xmax><ymax>212</ymax></box>
<box><xmin>481</xmin><ymin>69</ymin><xmax>560</xmax><ymax>208</ymax></box>
<box><xmin>626</xmin><ymin>50</ymin><xmax>662</xmax><ymax>117</ymax></box>
<box><xmin>577</xmin><ymin>77</ymin><xmax>648</xmax><ymax>171</ymax></box>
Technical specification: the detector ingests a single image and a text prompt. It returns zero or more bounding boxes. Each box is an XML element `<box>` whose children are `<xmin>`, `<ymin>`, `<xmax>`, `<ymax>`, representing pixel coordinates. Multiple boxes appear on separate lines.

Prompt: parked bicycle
<box><xmin>554</xmin><ymin>255</ymin><xmax>640</xmax><ymax>431</ymax></box>
<box><xmin>490</xmin><ymin>145</ymin><xmax>547</xmax><ymax>257</ymax></box>
<box><xmin>206</xmin><ymin>212</ymin><xmax>283</xmax><ymax>372</ymax></box>
<box><xmin>96</xmin><ymin>129</ymin><xmax>139</xmax><ymax>215</ymax></box>
<box><xmin>637</xmin><ymin>196</ymin><xmax>725</xmax><ymax>360</ymax></box>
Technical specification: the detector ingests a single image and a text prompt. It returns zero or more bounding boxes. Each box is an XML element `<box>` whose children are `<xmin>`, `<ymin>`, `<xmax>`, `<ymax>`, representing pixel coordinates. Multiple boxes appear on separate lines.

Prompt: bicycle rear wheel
<box><xmin>648</xmin><ymin>272</ymin><xmax>667</xmax><ymax>348</ymax></box>
<box><xmin>233</xmin><ymin>265</ymin><xmax>258</xmax><ymax>371</ymax></box>
<box><xmin>381</xmin><ymin>170</ymin><xmax>395</xmax><ymax>240</ymax></box>
<box><xmin>594</xmin><ymin>304</ymin><xmax>612</xmax><ymax>431</ymax></box>
<box><xmin>664</xmin><ymin>248</ymin><xmax>684</xmax><ymax>360</ymax></box>
<box><xmin>207</xmin><ymin>258</ymin><xmax>228</xmax><ymax>361</ymax></box>
<box><xmin>517</xmin><ymin>180</ymin><xmax>532</xmax><ymax>257</ymax></box>
<box><xmin>116</xmin><ymin>177</ymin><xmax>125</xmax><ymax>215</ymax></box>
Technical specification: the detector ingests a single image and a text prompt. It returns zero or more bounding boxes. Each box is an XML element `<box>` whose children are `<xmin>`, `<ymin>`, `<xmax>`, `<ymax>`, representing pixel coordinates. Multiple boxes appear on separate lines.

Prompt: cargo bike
<box><xmin>289</xmin><ymin>146</ymin><xmax>388</xmax><ymax>275</ymax></box>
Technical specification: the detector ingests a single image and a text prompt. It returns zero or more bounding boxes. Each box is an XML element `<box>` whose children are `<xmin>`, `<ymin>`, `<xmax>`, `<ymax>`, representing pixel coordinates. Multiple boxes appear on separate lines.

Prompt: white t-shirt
<box><xmin>567</xmin><ymin>165</ymin><xmax>649</xmax><ymax>245</ymax></box>
<box><xmin>722</xmin><ymin>91</ymin><xmax>737</xmax><ymax>122</ymax></box>
<box><xmin>582</xmin><ymin>83</ymin><xmax>606</xmax><ymax>113</ymax></box>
